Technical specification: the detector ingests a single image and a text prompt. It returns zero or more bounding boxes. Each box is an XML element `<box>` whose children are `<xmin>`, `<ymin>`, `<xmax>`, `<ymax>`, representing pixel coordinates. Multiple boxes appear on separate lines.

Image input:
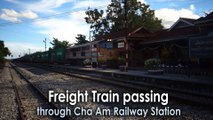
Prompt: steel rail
<box><xmin>10</xmin><ymin>63</ymin><xmax>71</xmax><ymax>120</ymax></box>
<box><xmin>28</xmin><ymin>63</ymin><xmax>213</xmax><ymax>108</ymax></box>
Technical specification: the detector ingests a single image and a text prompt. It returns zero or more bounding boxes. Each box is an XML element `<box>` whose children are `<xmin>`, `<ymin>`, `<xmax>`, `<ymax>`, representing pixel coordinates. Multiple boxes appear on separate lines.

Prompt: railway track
<box><xmin>11</xmin><ymin>62</ymin><xmax>153</xmax><ymax>120</ymax></box>
<box><xmin>10</xmin><ymin>62</ymin><xmax>213</xmax><ymax>119</ymax></box>
<box><xmin>0</xmin><ymin>64</ymin><xmax>18</xmax><ymax>120</ymax></box>
<box><xmin>22</xmin><ymin>62</ymin><xmax>213</xmax><ymax>108</ymax></box>
<box><xmin>9</xmin><ymin>63</ymin><xmax>70</xmax><ymax>120</ymax></box>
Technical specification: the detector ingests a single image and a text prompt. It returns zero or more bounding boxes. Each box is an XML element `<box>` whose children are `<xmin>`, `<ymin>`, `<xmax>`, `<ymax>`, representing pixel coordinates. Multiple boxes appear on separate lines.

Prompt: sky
<box><xmin>0</xmin><ymin>0</ymin><xmax>212</xmax><ymax>59</ymax></box>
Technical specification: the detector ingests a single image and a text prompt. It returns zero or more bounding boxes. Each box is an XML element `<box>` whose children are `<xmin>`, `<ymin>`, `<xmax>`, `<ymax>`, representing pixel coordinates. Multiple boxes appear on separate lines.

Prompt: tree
<box><xmin>85</xmin><ymin>9</ymin><xmax>110</xmax><ymax>37</ymax></box>
<box><xmin>105</xmin><ymin>0</ymin><xmax>124</xmax><ymax>32</ymax></box>
<box><xmin>85</xmin><ymin>0</ymin><xmax>163</xmax><ymax>38</ymax></box>
<box><xmin>75</xmin><ymin>34</ymin><xmax>89</xmax><ymax>45</ymax></box>
<box><xmin>50</xmin><ymin>37</ymin><xmax>70</xmax><ymax>49</ymax></box>
<box><xmin>0</xmin><ymin>40</ymin><xmax>11</xmax><ymax>63</ymax></box>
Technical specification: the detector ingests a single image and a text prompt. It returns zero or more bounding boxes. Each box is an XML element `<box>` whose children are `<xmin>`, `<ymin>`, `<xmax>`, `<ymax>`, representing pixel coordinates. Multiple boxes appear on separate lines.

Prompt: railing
<box><xmin>158</xmin><ymin>64</ymin><xmax>213</xmax><ymax>78</ymax></box>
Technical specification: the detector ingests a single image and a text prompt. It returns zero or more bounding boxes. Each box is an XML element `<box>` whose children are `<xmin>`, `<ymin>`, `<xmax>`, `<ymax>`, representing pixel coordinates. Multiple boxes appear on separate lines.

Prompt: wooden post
<box><xmin>124</xmin><ymin>0</ymin><xmax>128</xmax><ymax>70</ymax></box>
<box><xmin>125</xmin><ymin>38</ymin><xmax>129</xmax><ymax>68</ymax></box>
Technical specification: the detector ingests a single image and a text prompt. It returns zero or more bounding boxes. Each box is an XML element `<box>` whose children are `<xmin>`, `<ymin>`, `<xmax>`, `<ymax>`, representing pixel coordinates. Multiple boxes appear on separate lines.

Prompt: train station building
<box><xmin>66</xmin><ymin>12</ymin><xmax>213</xmax><ymax>71</ymax></box>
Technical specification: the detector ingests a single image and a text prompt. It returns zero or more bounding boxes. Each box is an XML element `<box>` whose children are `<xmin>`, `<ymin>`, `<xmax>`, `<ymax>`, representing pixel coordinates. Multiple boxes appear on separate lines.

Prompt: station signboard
<box><xmin>106</xmin><ymin>42</ymin><xmax>113</xmax><ymax>49</ymax></box>
<box><xmin>99</xmin><ymin>41</ymin><xmax>113</xmax><ymax>49</ymax></box>
<box><xmin>189</xmin><ymin>36</ymin><xmax>213</xmax><ymax>58</ymax></box>
<box><xmin>118</xmin><ymin>42</ymin><xmax>124</xmax><ymax>48</ymax></box>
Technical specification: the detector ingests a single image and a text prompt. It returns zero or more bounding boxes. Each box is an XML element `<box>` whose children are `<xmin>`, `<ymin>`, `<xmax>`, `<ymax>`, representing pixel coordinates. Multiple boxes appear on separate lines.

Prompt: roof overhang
<box><xmin>168</xmin><ymin>18</ymin><xmax>195</xmax><ymax>31</ymax></box>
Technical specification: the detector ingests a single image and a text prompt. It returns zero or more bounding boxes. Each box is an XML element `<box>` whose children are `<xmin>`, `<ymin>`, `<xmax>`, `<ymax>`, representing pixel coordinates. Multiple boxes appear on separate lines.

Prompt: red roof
<box><xmin>94</xmin><ymin>12</ymin><xmax>213</xmax><ymax>44</ymax></box>
<box><xmin>94</xmin><ymin>27</ymin><xmax>151</xmax><ymax>41</ymax></box>
<box><xmin>94</xmin><ymin>29</ymin><xmax>132</xmax><ymax>41</ymax></box>
<box><xmin>149</xmin><ymin>12</ymin><xmax>213</xmax><ymax>43</ymax></box>
<box><xmin>181</xmin><ymin>17</ymin><xmax>196</xmax><ymax>24</ymax></box>
<box><xmin>145</xmin><ymin>26</ymin><xmax>201</xmax><ymax>44</ymax></box>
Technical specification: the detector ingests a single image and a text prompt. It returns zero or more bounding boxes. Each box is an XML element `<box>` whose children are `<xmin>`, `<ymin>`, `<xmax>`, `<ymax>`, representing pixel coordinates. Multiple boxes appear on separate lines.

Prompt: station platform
<box><xmin>51</xmin><ymin>64</ymin><xmax>213</xmax><ymax>85</ymax></box>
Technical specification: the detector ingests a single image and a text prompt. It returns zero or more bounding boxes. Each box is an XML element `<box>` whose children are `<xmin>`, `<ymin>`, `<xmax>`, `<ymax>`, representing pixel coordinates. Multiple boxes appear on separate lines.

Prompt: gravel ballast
<box><xmin>0</xmin><ymin>64</ymin><xmax>18</xmax><ymax>120</ymax></box>
<box><xmin>13</xmin><ymin>63</ymin><xmax>213</xmax><ymax>120</ymax></box>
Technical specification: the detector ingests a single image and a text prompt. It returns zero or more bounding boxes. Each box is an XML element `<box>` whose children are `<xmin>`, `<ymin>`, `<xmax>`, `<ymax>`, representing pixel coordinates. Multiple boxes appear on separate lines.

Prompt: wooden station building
<box><xmin>66</xmin><ymin>12</ymin><xmax>213</xmax><ymax>69</ymax></box>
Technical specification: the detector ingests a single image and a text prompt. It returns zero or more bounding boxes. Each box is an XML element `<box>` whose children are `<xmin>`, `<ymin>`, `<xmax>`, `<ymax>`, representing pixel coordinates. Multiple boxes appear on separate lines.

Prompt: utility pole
<box><xmin>28</xmin><ymin>48</ymin><xmax>31</xmax><ymax>54</ymax></box>
<box><xmin>89</xmin><ymin>30</ymin><xmax>94</xmax><ymax>67</ymax></box>
<box><xmin>43</xmin><ymin>38</ymin><xmax>47</xmax><ymax>51</ymax></box>
<box><xmin>124</xmin><ymin>0</ymin><xmax>129</xmax><ymax>69</ymax></box>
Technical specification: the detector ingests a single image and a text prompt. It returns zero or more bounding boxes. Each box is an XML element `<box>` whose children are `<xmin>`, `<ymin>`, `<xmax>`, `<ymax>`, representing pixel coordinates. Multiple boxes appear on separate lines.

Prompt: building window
<box><xmin>73</xmin><ymin>52</ymin><xmax>76</xmax><ymax>57</ymax></box>
<box><xmin>99</xmin><ymin>42</ymin><xmax>105</xmax><ymax>48</ymax></box>
<box><xmin>93</xmin><ymin>44</ymin><xmax>97</xmax><ymax>48</ymax></box>
<box><xmin>81</xmin><ymin>52</ymin><xmax>85</xmax><ymax>56</ymax></box>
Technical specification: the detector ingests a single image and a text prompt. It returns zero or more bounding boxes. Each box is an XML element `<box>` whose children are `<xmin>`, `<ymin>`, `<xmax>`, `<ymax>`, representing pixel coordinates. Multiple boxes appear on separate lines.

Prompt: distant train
<box><xmin>16</xmin><ymin>41</ymin><xmax>101</xmax><ymax>67</ymax></box>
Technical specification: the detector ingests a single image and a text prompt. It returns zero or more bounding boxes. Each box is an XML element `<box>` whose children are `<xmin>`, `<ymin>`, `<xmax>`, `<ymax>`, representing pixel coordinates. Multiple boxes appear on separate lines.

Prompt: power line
<box><xmin>1</xmin><ymin>0</ymin><xmax>210</xmax><ymax>29</ymax></box>
<box><xmin>0</xmin><ymin>10</ymin><xmax>72</xmax><ymax>27</ymax></box>
<box><xmin>0</xmin><ymin>4</ymin><xmax>108</xmax><ymax>27</ymax></box>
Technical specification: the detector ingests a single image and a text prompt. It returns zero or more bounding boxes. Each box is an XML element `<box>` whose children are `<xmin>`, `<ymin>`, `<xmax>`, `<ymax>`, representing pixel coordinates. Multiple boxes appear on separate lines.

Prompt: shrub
<box><xmin>98</xmin><ymin>59</ymin><xmax>107</xmax><ymax>65</ymax></box>
<box><xmin>83</xmin><ymin>59</ymin><xmax>91</xmax><ymax>65</ymax></box>
<box><xmin>144</xmin><ymin>58</ymin><xmax>161</xmax><ymax>70</ymax></box>
<box><xmin>118</xmin><ymin>57</ymin><xmax>125</xmax><ymax>65</ymax></box>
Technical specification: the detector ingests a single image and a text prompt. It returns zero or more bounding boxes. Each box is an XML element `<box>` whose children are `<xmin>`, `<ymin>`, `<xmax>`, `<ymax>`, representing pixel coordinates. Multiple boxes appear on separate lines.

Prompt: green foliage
<box><xmin>83</xmin><ymin>59</ymin><xmax>91</xmax><ymax>65</ymax></box>
<box><xmin>118</xmin><ymin>57</ymin><xmax>125</xmax><ymax>65</ymax></box>
<box><xmin>85</xmin><ymin>9</ymin><xmax>110</xmax><ymax>37</ymax></box>
<box><xmin>75</xmin><ymin>34</ymin><xmax>89</xmax><ymax>45</ymax></box>
<box><xmin>0</xmin><ymin>40</ymin><xmax>11</xmax><ymax>63</ymax></box>
<box><xmin>98</xmin><ymin>59</ymin><xmax>107</xmax><ymax>65</ymax></box>
<box><xmin>50</xmin><ymin>37</ymin><xmax>70</xmax><ymax>49</ymax></box>
<box><xmin>144</xmin><ymin>58</ymin><xmax>161</xmax><ymax>70</ymax></box>
<box><xmin>85</xmin><ymin>0</ymin><xmax>163</xmax><ymax>38</ymax></box>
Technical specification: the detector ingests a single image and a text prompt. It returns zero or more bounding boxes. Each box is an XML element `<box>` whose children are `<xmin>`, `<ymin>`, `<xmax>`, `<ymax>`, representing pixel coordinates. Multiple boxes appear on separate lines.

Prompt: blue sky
<box><xmin>0</xmin><ymin>0</ymin><xmax>212</xmax><ymax>58</ymax></box>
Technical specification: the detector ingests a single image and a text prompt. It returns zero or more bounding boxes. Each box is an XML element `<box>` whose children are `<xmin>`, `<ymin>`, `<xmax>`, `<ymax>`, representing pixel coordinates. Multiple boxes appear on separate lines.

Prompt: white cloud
<box><xmin>73</xmin><ymin>0</ymin><xmax>147</xmax><ymax>9</ymax></box>
<box><xmin>155</xmin><ymin>7</ymin><xmax>199</xmax><ymax>28</ymax></box>
<box><xmin>25</xmin><ymin>0</ymin><xmax>73</xmax><ymax>13</ymax></box>
<box><xmin>190</xmin><ymin>4</ymin><xmax>195</xmax><ymax>11</ymax></box>
<box><xmin>21</xmin><ymin>10</ymin><xmax>38</xmax><ymax>19</ymax></box>
<box><xmin>137</xmin><ymin>0</ymin><xmax>147</xmax><ymax>4</ymax></box>
<box><xmin>71</xmin><ymin>10</ymin><xmax>87</xmax><ymax>22</ymax></box>
<box><xmin>5</xmin><ymin>41</ymin><xmax>43</xmax><ymax>59</ymax></box>
<box><xmin>5</xmin><ymin>0</ymin><xmax>20</xmax><ymax>4</ymax></box>
<box><xmin>31</xmin><ymin>0</ymin><xmax>113</xmax><ymax>44</ymax></box>
<box><xmin>2</xmin><ymin>9</ymin><xmax>19</xmax><ymax>17</ymax></box>
<box><xmin>0</xmin><ymin>13</ymin><xmax>21</xmax><ymax>23</ymax></box>
<box><xmin>155</xmin><ymin>0</ymin><xmax>172</xmax><ymax>2</ymax></box>
<box><xmin>72</xmin><ymin>0</ymin><xmax>110</xmax><ymax>10</ymax></box>
<box><xmin>169</xmin><ymin>3</ymin><xmax>177</xmax><ymax>7</ymax></box>
<box><xmin>5</xmin><ymin>0</ymin><xmax>74</xmax><ymax>13</ymax></box>
<box><xmin>155</xmin><ymin>0</ymin><xmax>186</xmax><ymax>2</ymax></box>
<box><xmin>0</xmin><ymin>9</ymin><xmax>38</xmax><ymax>22</ymax></box>
<box><xmin>33</xmin><ymin>11</ymin><xmax>90</xmax><ymax>44</ymax></box>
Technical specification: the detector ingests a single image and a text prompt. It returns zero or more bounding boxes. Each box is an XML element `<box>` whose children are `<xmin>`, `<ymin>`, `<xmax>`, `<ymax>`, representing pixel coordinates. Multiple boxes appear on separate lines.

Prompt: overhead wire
<box><xmin>0</xmin><ymin>0</ymin><xmax>212</xmax><ymax>32</ymax></box>
<box><xmin>0</xmin><ymin>0</ymin><xmax>211</xmax><ymax>28</ymax></box>
<box><xmin>0</xmin><ymin>3</ymin><xmax>107</xmax><ymax>28</ymax></box>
